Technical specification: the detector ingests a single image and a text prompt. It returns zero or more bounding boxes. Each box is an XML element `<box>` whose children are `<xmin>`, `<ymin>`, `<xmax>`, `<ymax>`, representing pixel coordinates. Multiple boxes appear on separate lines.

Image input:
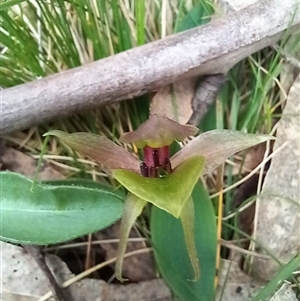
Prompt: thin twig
<box><xmin>220</xmin><ymin>239</ymin><xmax>270</xmax><ymax>259</ymax></box>
<box><xmin>212</xmin><ymin>136</ymin><xmax>292</xmax><ymax>201</ymax></box>
<box><xmin>44</xmin><ymin>237</ymin><xmax>147</xmax><ymax>252</ymax></box>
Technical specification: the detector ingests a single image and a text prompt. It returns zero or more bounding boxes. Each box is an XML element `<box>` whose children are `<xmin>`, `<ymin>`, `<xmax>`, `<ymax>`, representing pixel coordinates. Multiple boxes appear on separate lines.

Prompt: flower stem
<box><xmin>115</xmin><ymin>193</ymin><xmax>147</xmax><ymax>282</ymax></box>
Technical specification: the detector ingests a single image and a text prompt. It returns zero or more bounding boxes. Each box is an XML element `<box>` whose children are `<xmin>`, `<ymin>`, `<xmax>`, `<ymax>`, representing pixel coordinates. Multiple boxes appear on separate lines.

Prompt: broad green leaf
<box><xmin>151</xmin><ymin>181</ymin><xmax>217</xmax><ymax>301</ymax></box>
<box><xmin>113</xmin><ymin>156</ymin><xmax>205</xmax><ymax>218</ymax></box>
<box><xmin>115</xmin><ymin>193</ymin><xmax>147</xmax><ymax>282</ymax></box>
<box><xmin>0</xmin><ymin>172</ymin><xmax>124</xmax><ymax>245</ymax></box>
<box><xmin>43</xmin><ymin>178</ymin><xmax>125</xmax><ymax>198</ymax></box>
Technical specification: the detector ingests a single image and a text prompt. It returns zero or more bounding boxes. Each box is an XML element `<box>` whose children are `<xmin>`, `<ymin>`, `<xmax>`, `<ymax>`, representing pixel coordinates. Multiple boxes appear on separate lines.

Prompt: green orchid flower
<box><xmin>45</xmin><ymin>114</ymin><xmax>273</xmax><ymax>282</ymax></box>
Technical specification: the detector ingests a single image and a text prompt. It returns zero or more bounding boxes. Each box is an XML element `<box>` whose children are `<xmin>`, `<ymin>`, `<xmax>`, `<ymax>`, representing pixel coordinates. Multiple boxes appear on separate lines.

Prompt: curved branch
<box><xmin>1</xmin><ymin>0</ymin><xmax>300</xmax><ymax>134</ymax></box>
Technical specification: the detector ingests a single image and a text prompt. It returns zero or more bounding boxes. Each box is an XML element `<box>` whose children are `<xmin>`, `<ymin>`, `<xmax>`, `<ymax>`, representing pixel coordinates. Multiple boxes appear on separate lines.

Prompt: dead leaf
<box><xmin>225</xmin><ymin>141</ymin><xmax>273</xmax><ymax>176</ymax></box>
<box><xmin>150</xmin><ymin>78</ymin><xmax>197</xmax><ymax>124</ymax></box>
<box><xmin>0</xmin><ymin>146</ymin><xmax>64</xmax><ymax>180</ymax></box>
<box><xmin>233</xmin><ymin>174</ymin><xmax>259</xmax><ymax>238</ymax></box>
<box><xmin>229</xmin><ymin>174</ymin><xmax>262</xmax><ymax>267</ymax></box>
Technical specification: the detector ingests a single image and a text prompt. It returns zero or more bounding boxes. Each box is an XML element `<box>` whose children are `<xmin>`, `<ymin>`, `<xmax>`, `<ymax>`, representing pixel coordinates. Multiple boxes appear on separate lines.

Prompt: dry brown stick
<box><xmin>1</xmin><ymin>0</ymin><xmax>300</xmax><ymax>135</ymax></box>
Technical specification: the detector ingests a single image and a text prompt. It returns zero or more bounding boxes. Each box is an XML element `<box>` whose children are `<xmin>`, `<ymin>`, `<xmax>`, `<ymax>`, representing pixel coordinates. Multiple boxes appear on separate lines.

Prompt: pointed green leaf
<box><xmin>113</xmin><ymin>156</ymin><xmax>205</xmax><ymax>218</ymax></box>
<box><xmin>151</xmin><ymin>181</ymin><xmax>217</xmax><ymax>301</ymax></box>
<box><xmin>0</xmin><ymin>172</ymin><xmax>124</xmax><ymax>245</ymax></box>
<box><xmin>115</xmin><ymin>193</ymin><xmax>147</xmax><ymax>282</ymax></box>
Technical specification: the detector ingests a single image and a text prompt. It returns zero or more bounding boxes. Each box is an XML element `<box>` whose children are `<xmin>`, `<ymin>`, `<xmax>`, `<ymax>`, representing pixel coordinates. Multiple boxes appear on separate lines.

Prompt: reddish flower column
<box><xmin>140</xmin><ymin>145</ymin><xmax>172</xmax><ymax>177</ymax></box>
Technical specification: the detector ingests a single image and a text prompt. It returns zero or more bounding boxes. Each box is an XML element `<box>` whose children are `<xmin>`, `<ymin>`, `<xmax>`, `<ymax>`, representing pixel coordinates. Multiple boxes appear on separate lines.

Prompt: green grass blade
<box><xmin>251</xmin><ymin>253</ymin><xmax>300</xmax><ymax>301</ymax></box>
<box><xmin>135</xmin><ymin>0</ymin><xmax>145</xmax><ymax>45</ymax></box>
<box><xmin>0</xmin><ymin>0</ymin><xmax>27</xmax><ymax>10</ymax></box>
<box><xmin>111</xmin><ymin>0</ymin><xmax>132</xmax><ymax>51</ymax></box>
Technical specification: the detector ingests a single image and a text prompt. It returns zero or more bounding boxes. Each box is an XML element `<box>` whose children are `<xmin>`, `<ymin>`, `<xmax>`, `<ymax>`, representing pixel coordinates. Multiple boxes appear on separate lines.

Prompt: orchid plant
<box><xmin>45</xmin><ymin>114</ymin><xmax>272</xmax><ymax>282</ymax></box>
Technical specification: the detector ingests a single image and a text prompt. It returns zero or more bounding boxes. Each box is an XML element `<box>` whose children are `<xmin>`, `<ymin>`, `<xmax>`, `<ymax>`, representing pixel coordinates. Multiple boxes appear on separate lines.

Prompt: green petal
<box><xmin>171</xmin><ymin>130</ymin><xmax>274</xmax><ymax>174</ymax></box>
<box><xmin>113</xmin><ymin>156</ymin><xmax>205</xmax><ymax>218</ymax></box>
<box><xmin>44</xmin><ymin>131</ymin><xmax>141</xmax><ymax>173</ymax></box>
<box><xmin>180</xmin><ymin>197</ymin><xmax>200</xmax><ymax>282</ymax></box>
<box><xmin>115</xmin><ymin>193</ymin><xmax>147</xmax><ymax>282</ymax></box>
<box><xmin>120</xmin><ymin>114</ymin><xmax>198</xmax><ymax>148</ymax></box>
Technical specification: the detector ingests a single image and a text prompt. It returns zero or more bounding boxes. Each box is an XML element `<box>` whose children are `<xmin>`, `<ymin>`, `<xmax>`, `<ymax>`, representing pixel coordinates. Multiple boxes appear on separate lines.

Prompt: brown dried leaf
<box><xmin>0</xmin><ymin>146</ymin><xmax>64</xmax><ymax>180</ymax></box>
<box><xmin>150</xmin><ymin>78</ymin><xmax>197</xmax><ymax>124</ymax></box>
<box><xmin>226</xmin><ymin>142</ymin><xmax>274</xmax><ymax>176</ymax></box>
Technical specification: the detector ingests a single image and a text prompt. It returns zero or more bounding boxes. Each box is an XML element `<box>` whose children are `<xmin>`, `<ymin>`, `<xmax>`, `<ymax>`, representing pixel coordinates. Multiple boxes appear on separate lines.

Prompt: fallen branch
<box><xmin>1</xmin><ymin>0</ymin><xmax>300</xmax><ymax>134</ymax></box>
